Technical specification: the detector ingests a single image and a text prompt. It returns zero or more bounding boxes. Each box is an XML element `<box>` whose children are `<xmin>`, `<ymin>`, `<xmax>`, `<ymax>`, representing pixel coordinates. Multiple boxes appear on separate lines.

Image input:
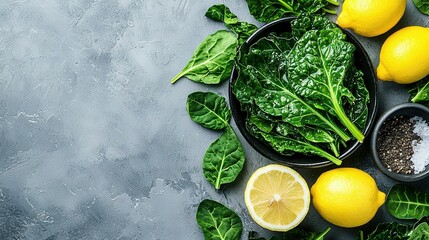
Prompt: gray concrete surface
<box><xmin>0</xmin><ymin>0</ymin><xmax>428</xmax><ymax>239</ymax></box>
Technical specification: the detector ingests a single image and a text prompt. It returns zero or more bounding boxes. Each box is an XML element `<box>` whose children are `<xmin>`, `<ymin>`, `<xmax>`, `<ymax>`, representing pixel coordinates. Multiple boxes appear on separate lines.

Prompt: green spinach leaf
<box><xmin>409</xmin><ymin>222</ymin><xmax>429</xmax><ymax>240</ymax></box>
<box><xmin>410</xmin><ymin>77</ymin><xmax>429</xmax><ymax>107</ymax></box>
<box><xmin>387</xmin><ymin>185</ymin><xmax>429</xmax><ymax>220</ymax></box>
<box><xmin>170</xmin><ymin>30</ymin><xmax>238</xmax><ymax>84</ymax></box>
<box><xmin>360</xmin><ymin>218</ymin><xmax>429</xmax><ymax>239</ymax></box>
<box><xmin>287</xmin><ymin>29</ymin><xmax>364</xmax><ymax>142</ymax></box>
<box><xmin>196</xmin><ymin>199</ymin><xmax>243</xmax><ymax>240</ymax></box>
<box><xmin>205</xmin><ymin>4</ymin><xmax>238</xmax><ymax>25</ymax></box>
<box><xmin>203</xmin><ymin>127</ymin><xmax>245</xmax><ymax>189</ymax></box>
<box><xmin>187</xmin><ymin>92</ymin><xmax>231</xmax><ymax>130</ymax></box>
<box><xmin>365</xmin><ymin>222</ymin><xmax>412</xmax><ymax>240</ymax></box>
<box><xmin>206</xmin><ymin>4</ymin><xmax>258</xmax><ymax>45</ymax></box>
<box><xmin>412</xmin><ymin>0</ymin><xmax>429</xmax><ymax>15</ymax></box>
<box><xmin>248</xmin><ymin>227</ymin><xmax>330</xmax><ymax>240</ymax></box>
<box><xmin>245</xmin><ymin>0</ymin><xmax>339</xmax><ymax>23</ymax></box>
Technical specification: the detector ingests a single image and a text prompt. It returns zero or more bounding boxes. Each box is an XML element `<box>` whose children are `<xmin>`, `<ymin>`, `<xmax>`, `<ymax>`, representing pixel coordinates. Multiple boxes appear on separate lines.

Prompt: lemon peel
<box><xmin>311</xmin><ymin>168</ymin><xmax>385</xmax><ymax>228</ymax></box>
<box><xmin>337</xmin><ymin>0</ymin><xmax>406</xmax><ymax>37</ymax></box>
<box><xmin>377</xmin><ymin>26</ymin><xmax>429</xmax><ymax>84</ymax></box>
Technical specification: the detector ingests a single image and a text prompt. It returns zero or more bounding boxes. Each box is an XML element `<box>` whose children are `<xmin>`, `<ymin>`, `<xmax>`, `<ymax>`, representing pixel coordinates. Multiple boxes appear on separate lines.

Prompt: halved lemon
<box><xmin>244</xmin><ymin>164</ymin><xmax>310</xmax><ymax>232</ymax></box>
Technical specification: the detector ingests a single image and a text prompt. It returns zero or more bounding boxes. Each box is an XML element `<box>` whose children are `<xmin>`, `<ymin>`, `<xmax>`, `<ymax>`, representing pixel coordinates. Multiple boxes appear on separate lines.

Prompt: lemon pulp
<box><xmin>244</xmin><ymin>164</ymin><xmax>310</xmax><ymax>232</ymax></box>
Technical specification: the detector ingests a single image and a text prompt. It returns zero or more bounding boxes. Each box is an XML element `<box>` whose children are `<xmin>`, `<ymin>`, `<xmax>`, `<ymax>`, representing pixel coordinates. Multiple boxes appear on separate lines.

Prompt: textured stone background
<box><xmin>0</xmin><ymin>0</ymin><xmax>428</xmax><ymax>239</ymax></box>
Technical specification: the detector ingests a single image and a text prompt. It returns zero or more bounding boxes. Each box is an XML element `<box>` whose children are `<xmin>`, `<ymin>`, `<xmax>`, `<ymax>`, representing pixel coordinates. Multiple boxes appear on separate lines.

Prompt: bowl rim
<box><xmin>370</xmin><ymin>102</ymin><xmax>429</xmax><ymax>182</ymax></box>
<box><xmin>228</xmin><ymin>17</ymin><xmax>378</xmax><ymax>168</ymax></box>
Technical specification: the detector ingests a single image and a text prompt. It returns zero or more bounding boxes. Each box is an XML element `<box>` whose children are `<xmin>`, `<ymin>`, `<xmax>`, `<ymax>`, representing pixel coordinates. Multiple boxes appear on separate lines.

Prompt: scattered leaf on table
<box><xmin>203</xmin><ymin>127</ymin><xmax>245</xmax><ymax>189</ymax></box>
<box><xmin>186</xmin><ymin>92</ymin><xmax>231</xmax><ymax>130</ymax></box>
<box><xmin>196</xmin><ymin>199</ymin><xmax>243</xmax><ymax>240</ymax></box>
<box><xmin>409</xmin><ymin>222</ymin><xmax>429</xmax><ymax>239</ymax></box>
<box><xmin>205</xmin><ymin>4</ymin><xmax>258</xmax><ymax>45</ymax></box>
<box><xmin>170</xmin><ymin>30</ymin><xmax>238</xmax><ymax>84</ymax></box>
<box><xmin>412</xmin><ymin>0</ymin><xmax>429</xmax><ymax>15</ymax></box>
<box><xmin>387</xmin><ymin>185</ymin><xmax>429</xmax><ymax>220</ymax></box>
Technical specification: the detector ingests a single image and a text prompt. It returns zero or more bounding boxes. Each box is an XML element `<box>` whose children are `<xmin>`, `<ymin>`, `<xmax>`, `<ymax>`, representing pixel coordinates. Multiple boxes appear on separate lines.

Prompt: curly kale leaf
<box><xmin>245</xmin><ymin>0</ymin><xmax>339</xmax><ymax>23</ymax></box>
<box><xmin>286</xmin><ymin>29</ymin><xmax>364</xmax><ymax>142</ymax></box>
<box><xmin>206</xmin><ymin>4</ymin><xmax>258</xmax><ymax>45</ymax></box>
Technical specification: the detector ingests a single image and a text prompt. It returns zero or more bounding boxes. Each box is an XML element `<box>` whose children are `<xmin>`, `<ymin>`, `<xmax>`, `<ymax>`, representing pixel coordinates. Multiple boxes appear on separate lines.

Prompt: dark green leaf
<box><xmin>229</xmin><ymin>22</ymin><xmax>259</xmax><ymax>45</ymax></box>
<box><xmin>410</xmin><ymin>77</ymin><xmax>429</xmax><ymax>107</ymax></box>
<box><xmin>196</xmin><ymin>199</ymin><xmax>243</xmax><ymax>240</ymax></box>
<box><xmin>206</xmin><ymin>4</ymin><xmax>258</xmax><ymax>45</ymax></box>
<box><xmin>235</xmin><ymin>34</ymin><xmax>350</xmax><ymax>142</ymax></box>
<box><xmin>344</xmin><ymin>66</ymin><xmax>370</xmax><ymax>131</ymax></box>
<box><xmin>203</xmin><ymin>127</ymin><xmax>245</xmax><ymax>189</ymax></box>
<box><xmin>409</xmin><ymin>222</ymin><xmax>429</xmax><ymax>240</ymax></box>
<box><xmin>287</xmin><ymin>29</ymin><xmax>364</xmax><ymax>142</ymax></box>
<box><xmin>246</xmin><ymin>0</ymin><xmax>295</xmax><ymax>23</ymax></box>
<box><xmin>248</xmin><ymin>115</ymin><xmax>275</xmax><ymax>133</ymax></box>
<box><xmin>366</xmin><ymin>222</ymin><xmax>412</xmax><ymax>240</ymax></box>
<box><xmin>187</xmin><ymin>92</ymin><xmax>231</xmax><ymax>130</ymax></box>
<box><xmin>205</xmin><ymin>4</ymin><xmax>238</xmax><ymax>24</ymax></box>
<box><xmin>412</xmin><ymin>0</ymin><xmax>429</xmax><ymax>15</ymax></box>
<box><xmin>259</xmin><ymin>133</ymin><xmax>341</xmax><ymax>165</ymax></box>
<box><xmin>245</xmin><ymin>0</ymin><xmax>339</xmax><ymax>23</ymax></box>
<box><xmin>291</xmin><ymin>13</ymin><xmax>337</xmax><ymax>40</ymax></box>
<box><xmin>170</xmin><ymin>30</ymin><xmax>238</xmax><ymax>84</ymax></box>
<box><xmin>387</xmin><ymin>185</ymin><xmax>429</xmax><ymax>220</ymax></box>
<box><xmin>296</xmin><ymin>127</ymin><xmax>334</xmax><ymax>143</ymax></box>
<box><xmin>232</xmin><ymin>15</ymin><xmax>371</xmax><ymax>164</ymax></box>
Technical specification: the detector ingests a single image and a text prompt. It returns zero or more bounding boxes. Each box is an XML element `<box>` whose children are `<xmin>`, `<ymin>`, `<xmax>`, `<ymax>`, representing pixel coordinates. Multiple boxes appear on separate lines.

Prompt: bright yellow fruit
<box><xmin>337</xmin><ymin>0</ymin><xmax>406</xmax><ymax>37</ymax></box>
<box><xmin>377</xmin><ymin>26</ymin><xmax>429</xmax><ymax>84</ymax></box>
<box><xmin>311</xmin><ymin>168</ymin><xmax>385</xmax><ymax>228</ymax></box>
<box><xmin>244</xmin><ymin>164</ymin><xmax>310</xmax><ymax>232</ymax></box>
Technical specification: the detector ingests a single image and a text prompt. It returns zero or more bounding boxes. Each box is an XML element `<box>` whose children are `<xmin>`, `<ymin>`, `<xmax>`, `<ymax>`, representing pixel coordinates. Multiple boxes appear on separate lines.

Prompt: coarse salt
<box><xmin>410</xmin><ymin>116</ymin><xmax>429</xmax><ymax>173</ymax></box>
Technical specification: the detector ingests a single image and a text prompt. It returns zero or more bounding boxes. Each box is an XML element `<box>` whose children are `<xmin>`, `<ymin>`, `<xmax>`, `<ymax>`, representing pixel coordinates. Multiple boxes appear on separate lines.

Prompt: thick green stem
<box><xmin>411</xmin><ymin>80</ymin><xmax>429</xmax><ymax>103</ymax></box>
<box><xmin>300</xmin><ymin>141</ymin><xmax>342</xmax><ymax>165</ymax></box>
<box><xmin>329</xmin><ymin>142</ymin><xmax>339</xmax><ymax>157</ymax></box>
<box><xmin>269</xmin><ymin>82</ymin><xmax>351</xmax><ymax>142</ymax></box>
<box><xmin>296</xmin><ymin>99</ymin><xmax>351</xmax><ymax>142</ymax></box>
<box><xmin>334</xmin><ymin>103</ymin><xmax>365</xmax><ymax>143</ymax></box>
<box><xmin>326</xmin><ymin>0</ymin><xmax>340</xmax><ymax>6</ymax></box>
<box><xmin>317</xmin><ymin>228</ymin><xmax>332</xmax><ymax>239</ymax></box>
<box><xmin>323</xmin><ymin>8</ymin><xmax>337</xmax><ymax>15</ymax></box>
<box><xmin>310</xmin><ymin>144</ymin><xmax>342</xmax><ymax>165</ymax></box>
<box><xmin>277</xmin><ymin>0</ymin><xmax>295</xmax><ymax>12</ymax></box>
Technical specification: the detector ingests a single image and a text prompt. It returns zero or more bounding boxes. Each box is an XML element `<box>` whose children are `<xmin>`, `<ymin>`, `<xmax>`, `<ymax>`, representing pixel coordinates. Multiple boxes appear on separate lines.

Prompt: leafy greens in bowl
<box><xmin>229</xmin><ymin>15</ymin><xmax>377</xmax><ymax>167</ymax></box>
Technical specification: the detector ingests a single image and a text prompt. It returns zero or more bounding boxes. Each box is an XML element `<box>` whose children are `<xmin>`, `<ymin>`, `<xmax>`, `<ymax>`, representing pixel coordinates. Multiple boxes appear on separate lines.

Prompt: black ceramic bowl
<box><xmin>229</xmin><ymin>17</ymin><xmax>378</xmax><ymax>168</ymax></box>
<box><xmin>371</xmin><ymin>103</ymin><xmax>429</xmax><ymax>182</ymax></box>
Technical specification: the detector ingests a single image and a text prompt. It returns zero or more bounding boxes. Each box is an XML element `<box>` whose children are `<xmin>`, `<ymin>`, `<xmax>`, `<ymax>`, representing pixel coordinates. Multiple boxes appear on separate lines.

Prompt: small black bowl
<box><xmin>371</xmin><ymin>103</ymin><xmax>429</xmax><ymax>182</ymax></box>
<box><xmin>229</xmin><ymin>17</ymin><xmax>378</xmax><ymax>168</ymax></box>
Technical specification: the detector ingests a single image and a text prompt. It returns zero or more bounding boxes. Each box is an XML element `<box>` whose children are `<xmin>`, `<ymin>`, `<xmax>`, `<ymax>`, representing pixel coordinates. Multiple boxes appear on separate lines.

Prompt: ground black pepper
<box><xmin>376</xmin><ymin>115</ymin><xmax>421</xmax><ymax>174</ymax></box>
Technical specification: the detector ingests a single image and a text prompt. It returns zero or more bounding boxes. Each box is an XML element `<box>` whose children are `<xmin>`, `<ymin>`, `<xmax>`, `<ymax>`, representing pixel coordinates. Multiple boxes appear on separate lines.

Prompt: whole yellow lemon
<box><xmin>377</xmin><ymin>26</ymin><xmax>429</xmax><ymax>84</ymax></box>
<box><xmin>311</xmin><ymin>168</ymin><xmax>385</xmax><ymax>228</ymax></box>
<box><xmin>337</xmin><ymin>0</ymin><xmax>406</xmax><ymax>37</ymax></box>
